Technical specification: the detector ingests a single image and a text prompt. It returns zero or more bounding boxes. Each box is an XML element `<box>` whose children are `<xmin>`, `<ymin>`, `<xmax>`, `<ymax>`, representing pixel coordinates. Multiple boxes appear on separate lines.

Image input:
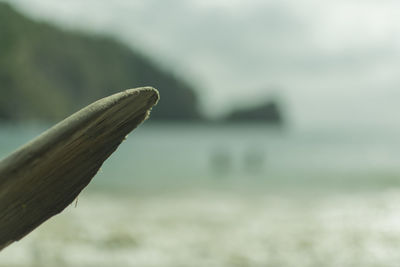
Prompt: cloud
<box><xmin>7</xmin><ymin>0</ymin><xmax>400</xmax><ymax>128</ymax></box>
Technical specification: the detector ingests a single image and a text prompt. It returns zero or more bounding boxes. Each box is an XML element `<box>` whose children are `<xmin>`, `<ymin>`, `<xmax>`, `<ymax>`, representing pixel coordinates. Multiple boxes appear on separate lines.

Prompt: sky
<box><xmin>6</xmin><ymin>0</ymin><xmax>400</xmax><ymax>129</ymax></box>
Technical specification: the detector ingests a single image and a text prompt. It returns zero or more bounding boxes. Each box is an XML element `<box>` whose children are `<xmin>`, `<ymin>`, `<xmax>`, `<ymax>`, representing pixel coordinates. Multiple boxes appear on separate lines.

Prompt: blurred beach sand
<box><xmin>2</xmin><ymin>188</ymin><xmax>400</xmax><ymax>267</ymax></box>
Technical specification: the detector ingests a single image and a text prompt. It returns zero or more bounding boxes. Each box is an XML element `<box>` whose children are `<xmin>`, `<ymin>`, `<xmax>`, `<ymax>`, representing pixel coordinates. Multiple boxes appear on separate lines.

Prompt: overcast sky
<box><xmin>7</xmin><ymin>0</ymin><xmax>400</xmax><ymax>129</ymax></box>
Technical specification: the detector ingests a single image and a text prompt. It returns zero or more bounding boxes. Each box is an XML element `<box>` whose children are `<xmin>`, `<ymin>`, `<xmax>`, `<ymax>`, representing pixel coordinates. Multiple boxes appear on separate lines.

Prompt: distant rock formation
<box><xmin>224</xmin><ymin>100</ymin><xmax>284</xmax><ymax>125</ymax></box>
<box><xmin>0</xmin><ymin>3</ymin><xmax>202</xmax><ymax>122</ymax></box>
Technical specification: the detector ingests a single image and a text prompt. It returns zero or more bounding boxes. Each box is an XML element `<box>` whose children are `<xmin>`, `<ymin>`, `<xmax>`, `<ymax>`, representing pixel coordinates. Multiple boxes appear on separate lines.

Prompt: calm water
<box><xmin>1</xmin><ymin>123</ymin><xmax>400</xmax><ymax>266</ymax></box>
<box><xmin>1</xmin><ymin>122</ymin><xmax>399</xmax><ymax>190</ymax></box>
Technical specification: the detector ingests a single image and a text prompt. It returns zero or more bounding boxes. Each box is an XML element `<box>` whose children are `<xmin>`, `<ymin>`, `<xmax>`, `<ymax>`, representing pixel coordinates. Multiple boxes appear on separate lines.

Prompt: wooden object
<box><xmin>0</xmin><ymin>87</ymin><xmax>159</xmax><ymax>250</ymax></box>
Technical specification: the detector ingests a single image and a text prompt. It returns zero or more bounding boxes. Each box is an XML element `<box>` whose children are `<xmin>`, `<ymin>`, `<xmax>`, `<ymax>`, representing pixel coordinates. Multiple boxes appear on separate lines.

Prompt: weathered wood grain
<box><xmin>0</xmin><ymin>87</ymin><xmax>159</xmax><ymax>250</ymax></box>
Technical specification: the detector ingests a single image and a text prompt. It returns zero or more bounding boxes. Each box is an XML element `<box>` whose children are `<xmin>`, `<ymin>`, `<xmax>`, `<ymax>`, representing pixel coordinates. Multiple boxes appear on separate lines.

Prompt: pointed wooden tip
<box><xmin>0</xmin><ymin>87</ymin><xmax>159</xmax><ymax>250</ymax></box>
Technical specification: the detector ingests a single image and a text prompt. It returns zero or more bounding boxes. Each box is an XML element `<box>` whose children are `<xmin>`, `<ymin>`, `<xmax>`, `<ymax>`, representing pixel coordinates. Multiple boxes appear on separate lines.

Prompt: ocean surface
<box><xmin>1</xmin><ymin>123</ymin><xmax>400</xmax><ymax>266</ymax></box>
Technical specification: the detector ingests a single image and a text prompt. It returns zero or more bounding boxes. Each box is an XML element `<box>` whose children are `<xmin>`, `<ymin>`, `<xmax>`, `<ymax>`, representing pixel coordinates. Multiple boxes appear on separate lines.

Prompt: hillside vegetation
<box><xmin>0</xmin><ymin>3</ymin><xmax>201</xmax><ymax>122</ymax></box>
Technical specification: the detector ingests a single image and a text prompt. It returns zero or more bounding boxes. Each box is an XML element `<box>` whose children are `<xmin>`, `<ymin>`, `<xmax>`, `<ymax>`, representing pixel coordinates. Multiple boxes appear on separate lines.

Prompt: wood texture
<box><xmin>0</xmin><ymin>87</ymin><xmax>159</xmax><ymax>250</ymax></box>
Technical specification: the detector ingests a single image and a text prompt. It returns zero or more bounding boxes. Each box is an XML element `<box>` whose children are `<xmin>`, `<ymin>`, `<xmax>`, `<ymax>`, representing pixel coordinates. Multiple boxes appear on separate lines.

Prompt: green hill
<box><xmin>224</xmin><ymin>100</ymin><xmax>284</xmax><ymax>125</ymax></box>
<box><xmin>0</xmin><ymin>3</ymin><xmax>201</xmax><ymax>122</ymax></box>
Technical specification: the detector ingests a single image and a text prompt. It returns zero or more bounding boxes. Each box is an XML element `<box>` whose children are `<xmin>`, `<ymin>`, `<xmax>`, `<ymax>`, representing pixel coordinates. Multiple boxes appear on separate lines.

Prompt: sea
<box><xmin>1</xmin><ymin>122</ymin><xmax>400</xmax><ymax>266</ymax></box>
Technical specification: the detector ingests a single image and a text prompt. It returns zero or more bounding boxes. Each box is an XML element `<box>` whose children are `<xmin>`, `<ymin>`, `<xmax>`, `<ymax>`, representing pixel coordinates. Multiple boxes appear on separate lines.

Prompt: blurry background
<box><xmin>1</xmin><ymin>0</ymin><xmax>400</xmax><ymax>266</ymax></box>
